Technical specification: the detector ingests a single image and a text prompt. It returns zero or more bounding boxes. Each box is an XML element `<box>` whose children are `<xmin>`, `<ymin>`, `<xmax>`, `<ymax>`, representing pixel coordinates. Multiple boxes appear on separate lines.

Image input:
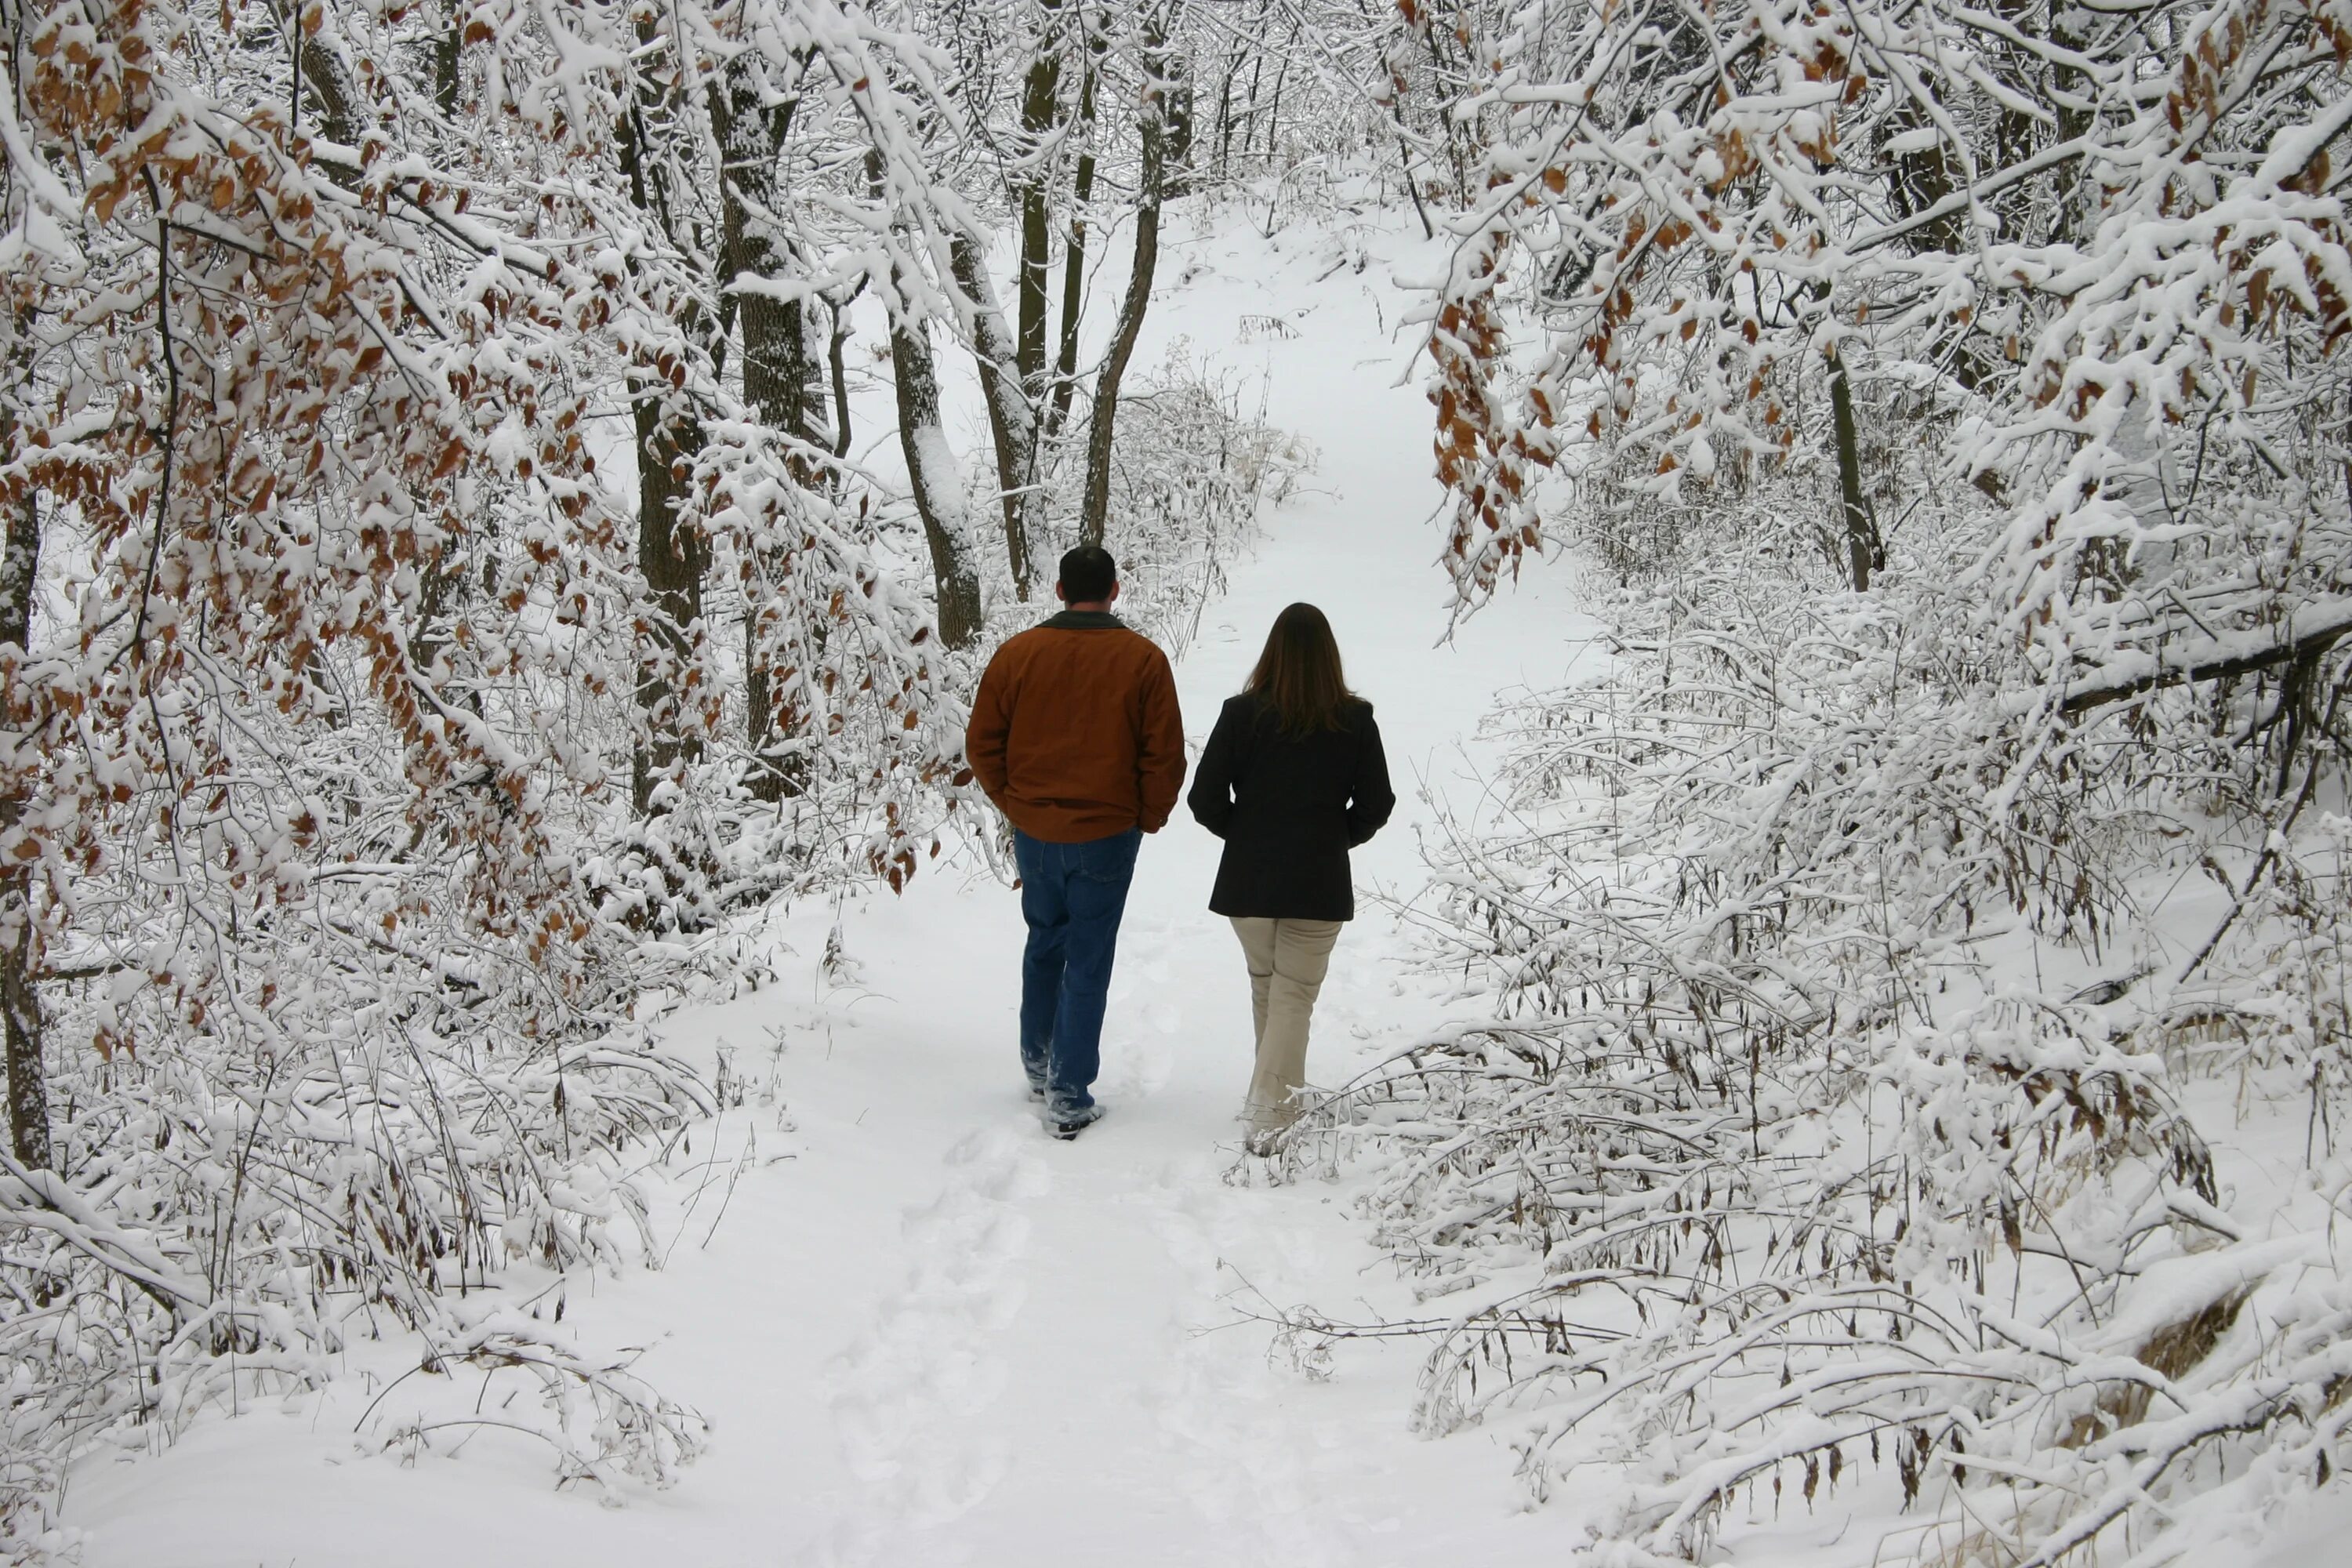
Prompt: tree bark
<box><xmin>434</xmin><ymin>2</ymin><xmax>459</xmax><ymax>119</ymax></box>
<box><xmin>712</xmin><ymin>60</ymin><xmax>815</xmax><ymax>800</ymax></box>
<box><xmin>618</xmin><ymin>96</ymin><xmax>710</xmax><ymax>815</ymax></box>
<box><xmin>716</xmin><ymin>64</ymin><xmax>813</xmax><ymax>443</ymax></box>
<box><xmin>890</xmin><ymin>312</ymin><xmax>985</xmax><ymax>650</ymax></box>
<box><xmin>280</xmin><ymin>0</ymin><xmax>360</xmax><ymax>148</ymax></box>
<box><xmin>0</xmin><ymin>474</ymin><xmax>47</xmax><ymax>1170</ymax></box>
<box><xmin>868</xmin><ymin>151</ymin><xmax>983</xmax><ymax>648</ymax></box>
<box><xmin>827</xmin><ymin>289</ymin><xmax>856</xmax><ymax>459</ymax></box>
<box><xmin>949</xmin><ymin>234</ymin><xmax>1039</xmax><ymax>598</ymax></box>
<box><xmin>1215</xmin><ymin>50</ymin><xmax>1235</xmax><ymax>181</ymax></box>
<box><xmin>1078</xmin><ymin>13</ymin><xmax>1174</xmax><ymax>549</ymax></box>
<box><xmin>1014</xmin><ymin>0</ymin><xmax>1066</xmax><ymax>406</ymax></box>
<box><xmin>1826</xmin><ymin>338</ymin><xmax>1878</xmax><ymax>592</ymax></box>
<box><xmin>1044</xmin><ymin>20</ymin><xmax>1102</xmax><ymax>448</ymax></box>
<box><xmin>2061</xmin><ymin>600</ymin><xmax>2352</xmax><ymax>717</ymax></box>
<box><xmin>631</xmin><ymin>388</ymin><xmax>709</xmax><ymax>815</ymax></box>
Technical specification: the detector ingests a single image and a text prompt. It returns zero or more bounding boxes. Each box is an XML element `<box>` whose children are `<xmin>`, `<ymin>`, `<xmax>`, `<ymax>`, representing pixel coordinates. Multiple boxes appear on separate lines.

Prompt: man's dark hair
<box><xmin>1058</xmin><ymin>544</ymin><xmax>1117</xmax><ymax>604</ymax></box>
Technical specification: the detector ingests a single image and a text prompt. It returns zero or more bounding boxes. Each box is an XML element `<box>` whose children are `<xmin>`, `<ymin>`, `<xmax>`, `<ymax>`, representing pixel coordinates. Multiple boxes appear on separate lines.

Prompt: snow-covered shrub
<box><xmin>1339</xmin><ymin>0</ymin><xmax>2352</xmax><ymax>1553</ymax></box>
<box><xmin>0</xmin><ymin>0</ymin><xmax>959</xmax><ymax>1544</ymax></box>
<box><xmin>1099</xmin><ymin>351</ymin><xmax>1311</xmax><ymax>659</ymax></box>
<box><xmin>1272</xmin><ymin>485</ymin><xmax>2351</xmax><ymax>1562</ymax></box>
<box><xmin>590</xmin><ymin>423</ymin><xmax>976</xmax><ymax>924</ymax></box>
<box><xmin>0</xmin><ymin>556</ymin><xmax>719</xmax><ymax>1552</ymax></box>
<box><xmin>1021</xmin><ymin>347</ymin><xmax>1310</xmax><ymax>660</ymax></box>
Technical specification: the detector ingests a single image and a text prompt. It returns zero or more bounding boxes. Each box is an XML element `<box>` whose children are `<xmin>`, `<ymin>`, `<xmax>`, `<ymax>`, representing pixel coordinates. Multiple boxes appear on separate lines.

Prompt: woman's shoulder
<box><xmin>1211</xmin><ymin>692</ymin><xmax>1267</xmax><ymax>741</ymax></box>
<box><xmin>1221</xmin><ymin>691</ymin><xmax>1283</xmax><ymax>724</ymax></box>
<box><xmin>1342</xmin><ymin>695</ymin><xmax>1377</xmax><ymax>726</ymax></box>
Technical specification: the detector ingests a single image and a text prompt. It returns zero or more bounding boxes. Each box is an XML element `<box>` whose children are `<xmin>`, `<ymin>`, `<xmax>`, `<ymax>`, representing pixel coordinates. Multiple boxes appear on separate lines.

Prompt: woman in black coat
<box><xmin>1187</xmin><ymin>603</ymin><xmax>1395</xmax><ymax>1149</ymax></box>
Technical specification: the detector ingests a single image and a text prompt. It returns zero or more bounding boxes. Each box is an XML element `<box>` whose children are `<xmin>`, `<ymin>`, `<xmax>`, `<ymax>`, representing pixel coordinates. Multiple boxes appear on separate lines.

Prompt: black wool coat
<box><xmin>1186</xmin><ymin>695</ymin><xmax>1396</xmax><ymax>920</ymax></box>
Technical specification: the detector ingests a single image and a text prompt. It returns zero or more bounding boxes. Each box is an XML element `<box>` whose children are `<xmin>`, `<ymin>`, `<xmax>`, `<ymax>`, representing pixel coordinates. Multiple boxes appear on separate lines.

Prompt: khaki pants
<box><xmin>1229</xmin><ymin>916</ymin><xmax>1345</xmax><ymax>1131</ymax></box>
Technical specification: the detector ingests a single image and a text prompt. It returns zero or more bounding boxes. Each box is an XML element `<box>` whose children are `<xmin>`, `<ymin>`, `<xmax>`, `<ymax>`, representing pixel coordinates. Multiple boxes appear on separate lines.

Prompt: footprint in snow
<box><xmin>816</xmin><ymin>1127</ymin><xmax>1043</xmax><ymax>1563</ymax></box>
<box><xmin>1142</xmin><ymin>1176</ymin><xmax>1352</xmax><ymax>1567</ymax></box>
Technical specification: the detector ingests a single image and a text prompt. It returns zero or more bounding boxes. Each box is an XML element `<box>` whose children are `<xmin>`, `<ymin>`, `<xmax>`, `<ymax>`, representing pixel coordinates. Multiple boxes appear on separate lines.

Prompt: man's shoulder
<box><xmin>1053</xmin><ymin>620</ymin><xmax>1170</xmax><ymax>664</ymax></box>
<box><xmin>991</xmin><ymin>623</ymin><xmax>1050</xmax><ymax>655</ymax></box>
<box><xmin>985</xmin><ymin>621</ymin><xmax>1079</xmax><ymax>665</ymax></box>
<box><xmin>988</xmin><ymin>619</ymin><xmax>1169</xmax><ymax>672</ymax></box>
<box><xmin>1123</xmin><ymin>626</ymin><xmax>1174</xmax><ymax>667</ymax></box>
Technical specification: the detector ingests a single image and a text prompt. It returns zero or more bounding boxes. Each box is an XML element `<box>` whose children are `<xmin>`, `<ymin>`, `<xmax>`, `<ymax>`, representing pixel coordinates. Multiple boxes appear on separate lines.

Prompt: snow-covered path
<box><xmin>67</xmin><ymin>205</ymin><xmax>1599</xmax><ymax>1566</ymax></box>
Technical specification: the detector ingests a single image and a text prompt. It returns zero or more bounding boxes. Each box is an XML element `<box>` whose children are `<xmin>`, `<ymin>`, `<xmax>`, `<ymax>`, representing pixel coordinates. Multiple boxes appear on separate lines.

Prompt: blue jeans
<box><xmin>1012</xmin><ymin>827</ymin><xmax>1143</xmax><ymax>1119</ymax></box>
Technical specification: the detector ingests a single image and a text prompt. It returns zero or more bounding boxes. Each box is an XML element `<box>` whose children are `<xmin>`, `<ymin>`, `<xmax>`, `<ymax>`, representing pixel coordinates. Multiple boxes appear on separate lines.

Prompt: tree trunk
<box><xmin>1241</xmin><ymin>50</ymin><xmax>1263</xmax><ymax>172</ymax></box>
<box><xmin>1216</xmin><ymin>50</ymin><xmax>1235</xmax><ymax>182</ymax></box>
<box><xmin>1164</xmin><ymin>73</ymin><xmax>1192</xmax><ymax>195</ymax></box>
<box><xmin>0</xmin><ymin>474</ymin><xmax>46</xmax><ymax>1170</ymax></box>
<box><xmin>1015</xmin><ymin>0</ymin><xmax>1065</xmax><ymax>406</ymax></box>
<box><xmin>631</xmin><ymin>389</ymin><xmax>709</xmax><ymax>815</ymax></box>
<box><xmin>949</xmin><ymin>234</ymin><xmax>1039</xmax><ymax>598</ymax></box>
<box><xmin>1</xmin><ymin>924</ymin><xmax>40</xmax><ymax>1171</ymax></box>
<box><xmin>717</xmin><ymin>67</ymin><xmax>813</xmax><ymax>444</ymax></box>
<box><xmin>2060</xmin><ymin>597</ymin><xmax>2352</xmax><ymax>716</ymax></box>
<box><xmin>827</xmin><ymin>289</ymin><xmax>856</xmax><ymax>459</ymax></box>
<box><xmin>713</xmin><ymin>60</ymin><xmax>815</xmax><ymax>801</ymax></box>
<box><xmin>434</xmin><ymin>0</ymin><xmax>459</xmax><ymax>119</ymax></box>
<box><xmin>1826</xmin><ymin>339</ymin><xmax>1878</xmax><ymax>593</ymax></box>
<box><xmin>1258</xmin><ymin>42</ymin><xmax>1287</xmax><ymax>169</ymax></box>
<box><xmin>1079</xmin><ymin>13</ymin><xmax>1174</xmax><ymax>548</ymax></box>
<box><xmin>891</xmin><ymin>311</ymin><xmax>986</xmax><ymax>650</ymax></box>
<box><xmin>281</xmin><ymin>0</ymin><xmax>360</xmax><ymax>148</ymax></box>
<box><xmin>615</xmin><ymin>40</ymin><xmax>723</xmax><ymax>817</ymax></box>
<box><xmin>869</xmin><ymin>151</ymin><xmax>982</xmax><ymax>648</ymax></box>
<box><xmin>1044</xmin><ymin>20</ymin><xmax>1103</xmax><ymax>448</ymax></box>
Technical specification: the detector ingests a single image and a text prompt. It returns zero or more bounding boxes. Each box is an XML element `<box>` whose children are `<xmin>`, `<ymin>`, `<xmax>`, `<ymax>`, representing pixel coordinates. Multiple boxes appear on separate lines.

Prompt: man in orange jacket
<box><xmin>965</xmin><ymin>545</ymin><xmax>1185</xmax><ymax>1138</ymax></box>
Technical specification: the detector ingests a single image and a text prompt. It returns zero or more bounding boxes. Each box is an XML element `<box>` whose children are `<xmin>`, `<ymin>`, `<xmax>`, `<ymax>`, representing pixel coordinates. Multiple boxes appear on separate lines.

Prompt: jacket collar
<box><xmin>1041</xmin><ymin>609</ymin><xmax>1126</xmax><ymax>630</ymax></box>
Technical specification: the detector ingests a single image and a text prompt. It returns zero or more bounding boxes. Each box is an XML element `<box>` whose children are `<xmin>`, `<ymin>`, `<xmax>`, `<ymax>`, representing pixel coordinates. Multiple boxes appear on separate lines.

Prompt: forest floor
<box><xmin>58</xmin><ymin>194</ymin><xmax>1617</xmax><ymax>1566</ymax></box>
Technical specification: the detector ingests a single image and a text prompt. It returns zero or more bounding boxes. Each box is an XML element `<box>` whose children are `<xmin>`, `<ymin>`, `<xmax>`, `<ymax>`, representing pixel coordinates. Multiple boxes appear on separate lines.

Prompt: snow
<box><xmin>59</xmin><ymin>200</ymin><xmax>1609</xmax><ymax>1564</ymax></box>
<box><xmin>2256</xmin><ymin>1484</ymin><xmax>2352</xmax><ymax>1568</ymax></box>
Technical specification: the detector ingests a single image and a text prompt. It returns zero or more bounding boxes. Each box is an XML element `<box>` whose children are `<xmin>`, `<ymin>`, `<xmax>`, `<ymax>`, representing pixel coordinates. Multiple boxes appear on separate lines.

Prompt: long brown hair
<box><xmin>1243</xmin><ymin>603</ymin><xmax>1357</xmax><ymax>734</ymax></box>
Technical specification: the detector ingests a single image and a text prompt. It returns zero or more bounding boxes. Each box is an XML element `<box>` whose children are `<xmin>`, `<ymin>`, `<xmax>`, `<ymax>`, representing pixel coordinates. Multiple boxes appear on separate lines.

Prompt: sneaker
<box><xmin>1046</xmin><ymin>1103</ymin><xmax>1103</xmax><ymax>1141</ymax></box>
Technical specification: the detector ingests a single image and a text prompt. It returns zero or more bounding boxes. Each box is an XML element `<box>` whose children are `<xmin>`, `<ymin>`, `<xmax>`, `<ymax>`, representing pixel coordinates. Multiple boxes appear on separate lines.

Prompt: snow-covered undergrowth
<box><xmin>1273</xmin><ymin>494</ymin><xmax>2352</xmax><ymax>1564</ymax></box>
<box><xmin>0</xmin><ymin>365</ymin><xmax>1294</xmax><ymax>1566</ymax></box>
<box><xmin>1249</xmin><ymin>0</ymin><xmax>2352</xmax><ymax>1558</ymax></box>
<box><xmin>0</xmin><ymin>184</ymin><xmax>1301</xmax><ymax>1563</ymax></box>
<box><xmin>969</xmin><ymin>343</ymin><xmax>1310</xmax><ymax>666</ymax></box>
<box><xmin>1079</xmin><ymin>348</ymin><xmax>1313</xmax><ymax>664</ymax></box>
<box><xmin>1</xmin><ymin>816</ymin><xmax>721</xmax><ymax>1557</ymax></box>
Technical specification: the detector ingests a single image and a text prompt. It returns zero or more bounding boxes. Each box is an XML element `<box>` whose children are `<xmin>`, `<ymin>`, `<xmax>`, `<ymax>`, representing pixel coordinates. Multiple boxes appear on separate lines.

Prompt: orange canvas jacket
<box><xmin>965</xmin><ymin>611</ymin><xmax>1186</xmax><ymax>843</ymax></box>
